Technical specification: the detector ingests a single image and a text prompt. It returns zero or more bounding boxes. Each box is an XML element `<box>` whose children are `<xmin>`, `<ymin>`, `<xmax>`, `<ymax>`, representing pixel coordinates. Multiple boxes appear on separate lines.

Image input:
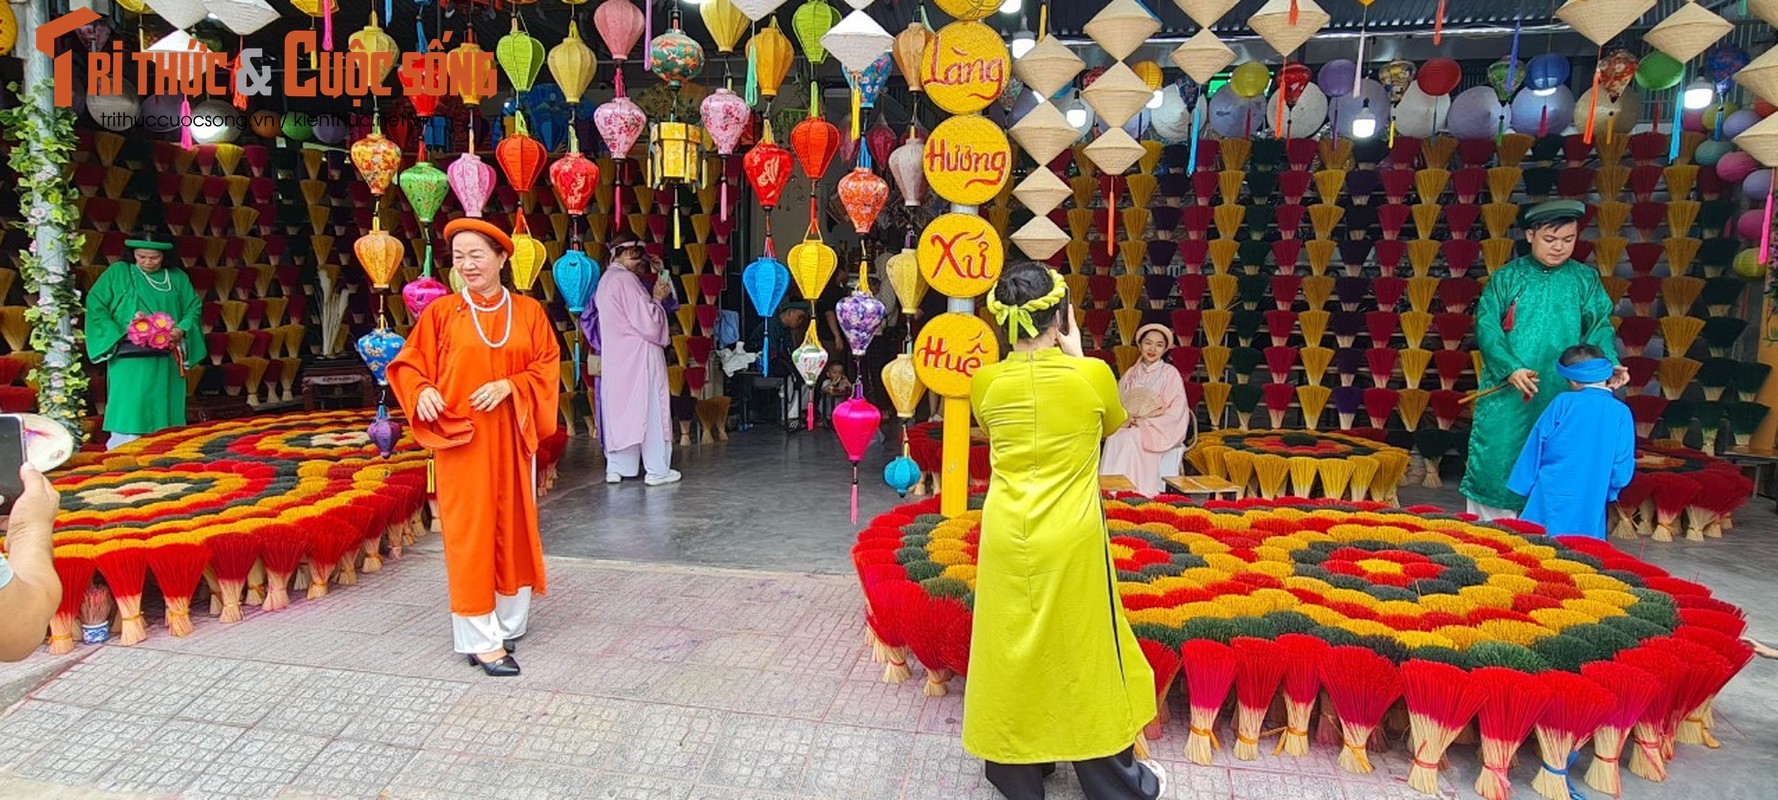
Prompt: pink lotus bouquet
<box><xmin>126</xmin><ymin>312</ymin><xmax>177</xmax><ymax>350</ymax></box>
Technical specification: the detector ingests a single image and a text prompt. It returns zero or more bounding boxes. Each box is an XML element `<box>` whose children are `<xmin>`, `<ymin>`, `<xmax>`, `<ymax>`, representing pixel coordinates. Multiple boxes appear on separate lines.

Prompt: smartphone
<box><xmin>0</xmin><ymin>416</ymin><xmax>22</xmax><ymax>514</ymax></box>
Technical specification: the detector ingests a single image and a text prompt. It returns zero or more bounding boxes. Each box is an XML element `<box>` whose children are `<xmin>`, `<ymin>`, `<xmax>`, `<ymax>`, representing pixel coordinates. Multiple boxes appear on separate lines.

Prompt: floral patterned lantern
<box><xmin>355</xmin><ymin>327</ymin><xmax>404</xmax><ymax>385</ymax></box>
<box><xmin>888</xmin><ymin>130</ymin><xmax>926</xmax><ymax>207</ymax></box>
<box><xmin>838</xmin><ymin>165</ymin><xmax>889</xmax><ymax>235</ymax></box>
<box><xmin>448</xmin><ymin>130</ymin><xmax>496</xmax><ymax>219</ymax></box>
<box><xmin>349</xmin><ymin>122</ymin><xmax>401</xmax><ymax>196</ymax></box>
<box><xmin>550</xmin><ymin>136</ymin><xmax>601</xmax><ymax>217</ymax></box>
<box><xmin>703</xmin><ymin>87</ymin><xmax>753</xmax><ymax>221</ymax></box>
<box><xmin>397</xmin><ymin>146</ymin><xmax>450</xmax><ymax>226</ymax></box>
<box><xmin>595</xmin><ymin>77</ymin><xmax>649</xmax><ymax>159</ymax></box>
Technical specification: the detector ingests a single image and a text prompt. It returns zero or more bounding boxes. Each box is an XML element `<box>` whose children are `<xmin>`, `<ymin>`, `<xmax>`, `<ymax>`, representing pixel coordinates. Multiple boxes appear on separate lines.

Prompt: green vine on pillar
<box><xmin>1</xmin><ymin>81</ymin><xmax>90</xmax><ymax>442</ymax></box>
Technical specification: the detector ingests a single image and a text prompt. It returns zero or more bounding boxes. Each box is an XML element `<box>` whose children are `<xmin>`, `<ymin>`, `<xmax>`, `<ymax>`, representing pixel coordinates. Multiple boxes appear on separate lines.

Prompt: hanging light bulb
<box><xmin>1684</xmin><ymin>77</ymin><xmax>1715</xmax><ymax>110</ymax></box>
<box><xmin>1351</xmin><ymin>102</ymin><xmax>1378</xmax><ymax>139</ymax></box>
<box><xmin>1011</xmin><ymin>30</ymin><xmax>1036</xmax><ymax>59</ymax></box>
<box><xmin>1066</xmin><ymin>91</ymin><xmax>1090</xmax><ymax>130</ymax></box>
<box><xmin>1000</xmin><ymin>0</ymin><xmax>1023</xmax><ymax>14</ymax></box>
<box><xmin>1147</xmin><ymin>89</ymin><xmax>1165</xmax><ymax>110</ymax></box>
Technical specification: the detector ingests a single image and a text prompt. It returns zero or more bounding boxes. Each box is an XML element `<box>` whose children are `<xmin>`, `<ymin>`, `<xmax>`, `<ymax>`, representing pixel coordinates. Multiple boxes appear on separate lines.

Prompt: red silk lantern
<box><xmin>837</xmin><ymin>167</ymin><xmax>889</xmax><ymax>235</ymax></box>
<box><xmin>791</xmin><ymin>116</ymin><xmax>841</xmax><ymax>181</ymax></box>
<box><xmin>743</xmin><ymin>125</ymin><xmax>794</xmax><ymax>211</ymax></box>
<box><xmin>496</xmin><ymin>129</ymin><xmax>547</xmax><ymax>192</ymax></box>
<box><xmin>1280</xmin><ymin>62</ymin><xmax>1313</xmax><ymax>105</ymax></box>
<box><xmin>549</xmin><ymin>150</ymin><xmax>600</xmax><ymax>216</ymax></box>
<box><xmin>1418</xmin><ymin>58</ymin><xmax>1462</xmax><ymax>97</ymax></box>
<box><xmin>865</xmin><ymin>118</ymin><xmax>898</xmax><ymax>174</ymax></box>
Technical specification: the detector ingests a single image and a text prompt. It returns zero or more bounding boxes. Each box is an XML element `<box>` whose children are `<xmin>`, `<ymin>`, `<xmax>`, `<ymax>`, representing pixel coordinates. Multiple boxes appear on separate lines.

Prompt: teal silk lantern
<box><xmin>648</xmin><ymin>11</ymin><xmax>705</xmax><ymax>87</ymax></box>
<box><xmin>884</xmin><ymin>456</ymin><xmax>921</xmax><ymax>497</ymax></box>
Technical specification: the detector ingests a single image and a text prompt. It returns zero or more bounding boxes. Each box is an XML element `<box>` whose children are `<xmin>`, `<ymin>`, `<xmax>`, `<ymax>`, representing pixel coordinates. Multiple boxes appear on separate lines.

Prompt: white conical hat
<box><xmin>1082</xmin><ymin>62</ymin><xmax>1155</xmax><ymax>129</ymax></box>
<box><xmin>1555</xmin><ymin>0</ymin><xmax>1657</xmax><ymax>47</ymax></box>
<box><xmin>1011</xmin><ymin>216</ymin><xmax>1071</xmax><ymax>260</ymax></box>
<box><xmin>1085</xmin><ymin>0</ymin><xmax>1163</xmax><ymax>62</ymax></box>
<box><xmin>1011</xmin><ymin>101</ymin><xmax>1081</xmax><ymax>166</ymax></box>
<box><xmin>1247</xmin><ymin>0</ymin><xmax>1330</xmax><ymax>58</ymax></box>
<box><xmin>1013</xmin><ymin>168</ymin><xmax>1072</xmax><ymax>216</ymax></box>
<box><xmin>821</xmin><ymin>10</ymin><xmax>895</xmax><ymax>75</ymax></box>
<box><xmin>1173</xmin><ymin>0</ymin><xmax>1240</xmax><ymax>29</ymax></box>
<box><xmin>1171</xmin><ymin>29</ymin><xmax>1235</xmax><ymax>86</ymax></box>
<box><xmin>1085</xmin><ymin>127</ymin><xmax>1147</xmax><ymax>175</ymax></box>
<box><xmin>1015</xmin><ymin>35</ymin><xmax>1085</xmax><ymax>99</ymax></box>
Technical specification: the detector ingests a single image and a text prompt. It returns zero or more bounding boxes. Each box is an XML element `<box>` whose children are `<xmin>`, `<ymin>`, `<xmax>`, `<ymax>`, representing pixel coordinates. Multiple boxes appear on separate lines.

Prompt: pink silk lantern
<box><xmin>888</xmin><ymin>130</ymin><xmax>925</xmax><ymax>207</ymax></box>
<box><xmin>702</xmin><ymin>87</ymin><xmax>751</xmax><ymax>223</ymax></box>
<box><xmin>832</xmin><ymin>396</ymin><xmax>883</xmax><ymax>523</ymax></box>
<box><xmin>402</xmin><ymin>275</ymin><xmax>450</xmax><ymax>317</ymax></box>
<box><xmin>447</xmin><ymin>132</ymin><xmax>496</xmax><ymax>219</ymax></box>
<box><xmin>837</xmin><ymin>167</ymin><xmax>889</xmax><ymax>235</ymax></box>
<box><xmin>594</xmin><ymin>0</ymin><xmax>646</xmax><ymax>62</ymax></box>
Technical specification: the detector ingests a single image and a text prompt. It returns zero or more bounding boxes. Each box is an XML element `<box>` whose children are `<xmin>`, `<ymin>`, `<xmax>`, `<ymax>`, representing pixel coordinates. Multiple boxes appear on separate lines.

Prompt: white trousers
<box><xmin>605</xmin><ymin>383</ymin><xmax>672</xmax><ymax>479</ymax></box>
<box><xmin>106</xmin><ymin>432</ymin><xmax>140</xmax><ymax>450</ymax></box>
<box><xmin>451</xmin><ymin>588</ymin><xmax>532</xmax><ymax>654</ymax></box>
<box><xmin>1466</xmin><ymin>499</ymin><xmax>1518</xmax><ymax>522</ymax></box>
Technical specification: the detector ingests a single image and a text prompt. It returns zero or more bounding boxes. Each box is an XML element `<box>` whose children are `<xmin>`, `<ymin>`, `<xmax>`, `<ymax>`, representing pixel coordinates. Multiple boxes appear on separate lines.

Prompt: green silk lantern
<box><xmin>497</xmin><ymin>17</ymin><xmax>546</xmax><ymax>92</ymax></box>
<box><xmin>398</xmin><ymin>147</ymin><xmax>450</xmax><ymax>226</ymax></box>
<box><xmin>792</xmin><ymin>0</ymin><xmax>841</xmax><ymax>65</ymax></box>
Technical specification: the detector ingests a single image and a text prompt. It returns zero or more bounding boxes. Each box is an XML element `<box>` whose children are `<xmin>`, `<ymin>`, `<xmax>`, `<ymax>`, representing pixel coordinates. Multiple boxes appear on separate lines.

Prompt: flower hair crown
<box><xmin>985</xmin><ymin>269</ymin><xmax>1067</xmax><ymax>344</ymax></box>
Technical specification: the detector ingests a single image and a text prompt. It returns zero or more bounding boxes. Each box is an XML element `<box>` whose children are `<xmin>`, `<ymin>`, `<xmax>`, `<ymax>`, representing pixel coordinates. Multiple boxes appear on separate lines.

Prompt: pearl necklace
<box><xmin>462</xmin><ymin>288</ymin><xmax>512</xmax><ymax>349</ymax></box>
<box><xmin>137</xmin><ymin>267</ymin><xmax>172</xmax><ymax>293</ymax></box>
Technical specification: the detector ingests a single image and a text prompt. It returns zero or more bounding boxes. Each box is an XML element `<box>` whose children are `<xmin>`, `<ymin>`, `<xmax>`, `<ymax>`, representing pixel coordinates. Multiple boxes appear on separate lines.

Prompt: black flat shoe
<box><xmin>466</xmin><ymin>653</ymin><xmax>521</xmax><ymax>676</ymax></box>
<box><xmin>503</xmin><ymin>639</ymin><xmax>518</xmax><ymax>654</ymax></box>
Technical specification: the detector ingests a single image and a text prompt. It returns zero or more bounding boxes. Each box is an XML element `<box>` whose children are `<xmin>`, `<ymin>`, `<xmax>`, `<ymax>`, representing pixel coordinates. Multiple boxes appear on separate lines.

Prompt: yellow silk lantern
<box><xmin>749</xmin><ymin>19</ymin><xmax>795</xmax><ymax>98</ymax></box>
<box><xmin>702</xmin><ymin>0</ymin><xmax>750</xmax><ymax>53</ymax></box>
<box><xmin>884</xmin><ymin>247</ymin><xmax>927</xmax><ymax>315</ymax></box>
<box><xmin>455</xmin><ymin>39</ymin><xmax>487</xmax><ymax>104</ymax></box>
<box><xmin>882</xmin><ymin>354</ymin><xmax>927</xmax><ymax>419</ymax></box>
<box><xmin>509</xmin><ymin>220</ymin><xmax>548</xmax><ymax>291</ymax></box>
<box><xmin>549</xmin><ymin>21</ymin><xmax>597</xmax><ymax>104</ymax></box>
<box><xmin>1132</xmin><ymin>60</ymin><xmax>1163</xmax><ymax>91</ymax></box>
<box><xmin>349</xmin><ymin>13</ymin><xmax>400</xmax><ymax>83</ymax></box>
<box><xmin>353</xmin><ymin>221</ymin><xmax>405</xmax><ymax>290</ymax></box>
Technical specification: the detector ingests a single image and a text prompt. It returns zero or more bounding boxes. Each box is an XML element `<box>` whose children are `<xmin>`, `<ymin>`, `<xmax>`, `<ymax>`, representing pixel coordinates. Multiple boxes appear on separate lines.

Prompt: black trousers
<box><xmin>984</xmin><ymin>747</ymin><xmax>1159</xmax><ymax>800</ymax></box>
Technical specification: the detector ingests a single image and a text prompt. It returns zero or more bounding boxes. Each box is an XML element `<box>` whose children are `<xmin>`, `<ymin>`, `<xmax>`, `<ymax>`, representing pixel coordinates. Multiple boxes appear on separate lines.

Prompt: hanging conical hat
<box><xmin>1082</xmin><ymin>62</ymin><xmax>1155</xmax><ymax>128</ymax></box>
<box><xmin>1011</xmin><ymin>216</ymin><xmax>1070</xmax><ymax>260</ymax></box>
<box><xmin>1014</xmin><ymin>169</ymin><xmax>1071</xmax><ymax>215</ymax></box>
<box><xmin>1011</xmin><ymin>102</ymin><xmax>1081</xmax><ymax>166</ymax></box>
<box><xmin>1085</xmin><ymin>0</ymin><xmax>1163</xmax><ymax>62</ymax></box>
<box><xmin>1646</xmin><ymin>2</ymin><xmax>1732</xmax><ymax>64</ymax></box>
<box><xmin>821</xmin><ymin>10</ymin><xmax>895</xmax><ymax>75</ymax></box>
<box><xmin>1555</xmin><ymin>0</ymin><xmax>1657</xmax><ymax>47</ymax></box>
<box><xmin>1247</xmin><ymin>0</ymin><xmax>1329</xmax><ymax>58</ymax></box>
<box><xmin>1085</xmin><ymin>128</ymin><xmax>1147</xmax><ymax>175</ymax></box>
<box><xmin>1735</xmin><ymin>112</ymin><xmax>1778</xmax><ymax>167</ymax></box>
<box><xmin>1170</xmin><ymin>29</ymin><xmax>1235</xmax><ymax>86</ymax></box>
<box><xmin>1016</xmin><ymin>35</ymin><xmax>1086</xmax><ymax>99</ymax></box>
<box><xmin>1174</xmin><ymin>0</ymin><xmax>1240</xmax><ymax>28</ymax></box>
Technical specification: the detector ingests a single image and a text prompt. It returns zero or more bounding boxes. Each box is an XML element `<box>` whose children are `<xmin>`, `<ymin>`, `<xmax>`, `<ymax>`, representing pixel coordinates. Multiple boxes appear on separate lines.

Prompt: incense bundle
<box><xmin>1252</xmin><ymin>454</ymin><xmax>1291</xmax><ymax>499</ymax></box>
<box><xmin>1397</xmin><ymin>388</ymin><xmax>1431</xmax><ymax>432</ymax></box>
<box><xmin>1433</xmin><ymin>313</ymin><xmax>1472</xmax><ymax>351</ymax></box>
<box><xmin>1287</xmin><ymin>457</ymin><xmax>1321</xmax><ymax>498</ymax></box>
<box><xmin>1315</xmin><ymin>169</ymin><xmax>1348</xmax><ymax>204</ymax></box>
<box><xmin>1349</xmin><ymin>455</ymin><xmax>1381</xmax><ymax>503</ymax></box>
<box><xmin>1180</xmin><ymin>639</ymin><xmax>1239</xmax><ymax>764</ymax></box>
<box><xmin>1267</xmin><ymin>311</ymin><xmax>1299</xmax><ymax>346</ymax></box>
<box><xmin>1208</xmin><ymin>274</ymin><xmax>1239</xmax><ymax>311</ymax></box>
<box><xmin>1531</xmin><ymin>672</ymin><xmax>1616</xmax><ymax>800</ymax></box>
<box><xmin>1671</xmin><ymin>627</ymin><xmax>1755</xmax><ymax>746</ymax></box>
<box><xmin>1303</xmin><ymin>277</ymin><xmax>1335</xmax><ymax>311</ymax></box>
<box><xmin>1659</xmin><ymin>316</ymin><xmax>1704</xmax><ymax>358</ymax></box>
<box><xmin>148</xmin><ymin>540</ymin><xmax>211</xmax><ymax>637</ymax></box>
<box><xmin>1472</xmin><ymin>666</ymin><xmax>1553</xmax><ymax>800</ymax></box>
<box><xmin>1315</xmin><ymin>459</ymin><xmax>1355</xmax><ymax>500</ymax></box>
<box><xmin>1615</xmin><ymin>646</ymin><xmax>1686</xmax><ymax>781</ymax></box>
<box><xmin>1272</xmin><ymin>633</ymin><xmax>1330</xmax><ymax>756</ymax></box>
<box><xmin>1400</xmin><ymin>659</ymin><xmax>1487</xmax><ymax>795</ymax></box>
<box><xmin>1432</xmin><ymin>350</ymin><xmax>1472</xmax><ymax>392</ymax></box>
<box><xmin>1298</xmin><ymin>385</ymin><xmax>1333</xmax><ymax>431</ymax></box>
<box><xmin>1139</xmin><ymin>638</ymin><xmax>1182</xmax><ymax>739</ymax></box>
<box><xmin>1595</xmin><ymin>165</ymin><xmax>1630</xmax><ymax>200</ymax></box>
<box><xmin>1299</xmin><ymin>311</ymin><xmax>1331</xmax><ymax>352</ymax></box>
<box><xmin>1222</xmin><ymin>448</ymin><xmax>1258</xmax><ymax>491</ymax></box>
<box><xmin>1397</xmin><ymin>312</ymin><xmax>1432</xmax><ymax>351</ymax></box>
<box><xmin>1204</xmin><ymin>381</ymin><xmax>1233</xmax><ymax>428</ymax></box>
<box><xmin>1230</xmin><ymin>347</ymin><xmax>1265</xmax><ymax>383</ymax></box>
<box><xmin>909</xmin><ymin>596</ymin><xmax>972</xmax><ymax>696</ymax></box>
<box><xmin>1646</xmin><ymin>637</ymin><xmax>1733</xmax><ymax>754</ymax></box>
<box><xmin>1364</xmin><ymin>388</ymin><xmax>1400</xmax><ymax>429</ymax></box>
<box><xmin>1264</xmin><ymin>384</ymin><xmax>1296</xmax><ymax>428</ymax></box>
<box><xmin>1318</xmin><ymin>646</ymin><xmax>1402</xmax><ymax>774</ymax></box>
<box><xmin>1301</xmin><ymin>347</ymin><xmax>1334</xmax><ymax>386</ymax></box>
<box><xmin>1406</xmin><ymin>277</ymin><xmax>1439</xmax><ymax>315</ymax></box>
<box><xmin>1580</xmin><ymin>660</ymin><xmax>1662</xmax><ymax>796</ymax></box>
<box><xmin>1227</xmin><ymin>637</ymin><xmax>1288</xmax><ymax>760</ymax></box>
<box><xmin>1203</xmin><ymin>312</ymin><xmax>1233</xmax><ymax>348</ymax></box>
<box><xmin>1407</xmin><ymin>240</ymin><xmax>1441</xmax><ymax>278</ymax></box>
<box><xmin>1215</xmin><ymin>201</ymin><xmax>1246</xmax><ymax>239</ymax></box>
<box><xmin>48</xmin><ymin>550</ymin><xmax>97</xmax><ymax>655</ymax></box>
<box><xmin>1592</xmin><ymin>235</ymin><xmax>1628</xmax><ymax>275</ymax></box>
<box><xmin>1697</xmin><ymin>358</ymin><xmax>1738</xmax><ymax>401</ymax></box>
<box><xmin>95</xmin><ymin>542</ymin><xmax>151</xmax><ymax>646</ymax></box>
<box><xmin>1209</xmin><ymin>239</ymin><xmax>1241</xmax><ymax>274</ymax></box>
<box><xmin>1657</xmin><ymin>357</ymin><xmax>1702</xmax><ymax>401</ymax></box>
<box><xmin>1616</xmin><ymin>316</ymin><xmax>1657</xmax><ymax>358</ymax></box>
<box><xmin>1702</xmin><ymin>317</ymin><xmax>1749</xmax><ymax>358</ymax></box>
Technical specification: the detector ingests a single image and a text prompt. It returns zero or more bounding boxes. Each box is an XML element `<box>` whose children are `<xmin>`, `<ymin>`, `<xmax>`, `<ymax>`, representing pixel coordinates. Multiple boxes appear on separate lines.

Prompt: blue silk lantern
<box><xmin>742</xmin><ymin>255</ymin><xmax>791</xmax><ymax>376</ymax></box>
<box><xmin>884</xmin><ymin>456</ymin><xmax>921</xmax><ymax>497</ymax></box>
<box><xmin>1526</xmin><ymin>53</ymin><xmax>1571</xmax><ymax>92</ymax></box>
<box><xmin>355</xmin><ymin>326</ymin><xmax>405</xmax><ymax>386</ymax></box>
<box><xmin>847</xmin><ymin>52</ymin><xmax>894</xmax><ymax>110</ymax></box>
<box><xmin>553</xmin><ymin>249</ymin><xmax>601</xmax><ymax>389</ymax></box>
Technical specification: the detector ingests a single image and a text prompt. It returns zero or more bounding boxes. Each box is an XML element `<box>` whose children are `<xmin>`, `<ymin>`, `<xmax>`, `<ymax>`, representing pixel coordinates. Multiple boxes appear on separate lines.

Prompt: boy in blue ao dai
<box><xmin>1506</xmin><ymin>345</ymin><xmax>1636</xmax><ymax>539</ymax></box>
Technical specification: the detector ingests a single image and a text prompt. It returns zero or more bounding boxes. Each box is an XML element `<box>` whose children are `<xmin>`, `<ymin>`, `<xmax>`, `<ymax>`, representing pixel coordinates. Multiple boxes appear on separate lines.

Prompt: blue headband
<box><xmin>1556</xmin><ymin>358</ymin><xmax>1613</xmax><ymax>384</ymax></box>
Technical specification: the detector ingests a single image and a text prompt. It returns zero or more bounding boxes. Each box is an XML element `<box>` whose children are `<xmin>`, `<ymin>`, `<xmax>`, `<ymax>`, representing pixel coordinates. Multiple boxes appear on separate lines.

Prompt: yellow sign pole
<box><xmin>1756</xmin><ymin>291</ymin><xmax>1778</xmax><ymax>450</ymax></box>
<box><xmin>941</xmin><ymin>396</ymin><xmax>971</xmax><ymax>517</ymax></box>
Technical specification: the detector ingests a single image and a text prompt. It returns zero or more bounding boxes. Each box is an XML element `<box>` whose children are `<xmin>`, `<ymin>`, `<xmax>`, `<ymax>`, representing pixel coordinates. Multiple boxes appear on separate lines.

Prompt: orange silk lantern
<box><xmin>893</xmin><ymin>20</ymin><xmax>935</xmax><ymax>94</ymax></box>
<box><xmin>496</xmin><ymin>121</ymin><xmax>548</xmax><ymax>193</ymax></box>
<box><xmin>837</xmin><ymin>167</ymin><xmax>889</xmax><ymax>235</ymax></box>
<box><xmin>354</xmin><ymin>220</ymin><xmax>405</xmax><ymax>289</ymax></box>
<box><xmin>791</xmin><ymin>116</ymin><xmax>842</xmax><ymax>181</ymax></box>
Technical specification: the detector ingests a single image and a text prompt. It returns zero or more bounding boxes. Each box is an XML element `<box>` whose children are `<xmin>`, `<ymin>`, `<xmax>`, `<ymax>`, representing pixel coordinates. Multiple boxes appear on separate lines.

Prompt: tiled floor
<box><xmin>0</xmin><ymin>433</ymin><xmax>1772</xmax><ymax>799</ymax></box>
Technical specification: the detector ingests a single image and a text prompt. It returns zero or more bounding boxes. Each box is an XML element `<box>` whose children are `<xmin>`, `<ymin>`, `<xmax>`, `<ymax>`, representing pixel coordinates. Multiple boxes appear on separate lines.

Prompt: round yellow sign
<box><xmin>923</xmin><ymin>115</ymin><xmax>1012</xmax><ymax>206</ymax></box>
<box><xmin>933</xmin><ymin>0</ymin><xmax>999</xmax><ymax>22</ymax></box>
<box><xmin>919</xmin><ymin>22</ymin><xmax>1010</xmax><ymax>116</ymax></box>
<box><xmin>913</xmin><ymin>312</ymin><xmax>1002</xmax><ymax>398</ymax></box>
<box><xmin>917</xmin><ymin>213</ymin><xmax>1004</xmax><ymax>299</ymax></box>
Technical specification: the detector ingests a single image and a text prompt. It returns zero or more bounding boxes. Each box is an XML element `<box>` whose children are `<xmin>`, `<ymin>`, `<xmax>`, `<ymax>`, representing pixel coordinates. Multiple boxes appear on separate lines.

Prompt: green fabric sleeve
<box><xmin>1474</xmin><ymin>271</ymin><xmax>1526</xmax><ymax>377</ymax></box>
<box><xmin>1088</xmin><ymin>359</ymin><xmax>1129</xmax><ymax>436</ymax></box>
<box><xmin>83</xmin><ymin>263</ymin><xmax>127</xmax><ymax>363</ymax></box>
<box><xmin>177</xmin><ymin>275</ymin><xmax>207</xmax><ymax>367</ymax></box>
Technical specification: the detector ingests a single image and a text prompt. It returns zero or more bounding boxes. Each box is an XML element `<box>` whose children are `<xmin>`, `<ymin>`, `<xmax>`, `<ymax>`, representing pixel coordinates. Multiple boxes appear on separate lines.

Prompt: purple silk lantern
<box><xmin>368</xmin><ymin>406</ymin><xmax>403</xmax><ymax>458</ymax></box>
<box><xmin>836</xmin><ymin>284</ymin><xmax>886</xmax><ymax>356</ymax></box>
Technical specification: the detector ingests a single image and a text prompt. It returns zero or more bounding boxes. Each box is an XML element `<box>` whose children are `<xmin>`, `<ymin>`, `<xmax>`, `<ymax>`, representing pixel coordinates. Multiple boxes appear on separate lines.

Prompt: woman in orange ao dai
<box><xmin>388</xmin><ymin>218</ymin><xmax>560</xmax><ymax>677</ymax></box>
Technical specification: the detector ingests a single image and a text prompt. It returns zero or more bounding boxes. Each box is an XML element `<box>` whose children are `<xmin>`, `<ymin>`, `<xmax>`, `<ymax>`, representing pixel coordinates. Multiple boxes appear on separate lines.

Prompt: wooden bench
<box><xmin>1100</xmin><ymin>475</ymin><xmax>1138</xmax><ymax>493</ymax></box>
<box><xmin>1722</xmin><ymin>447</ymin><xmax>1778</xmax><ymax>511</ymax></box>
<box><xmin>1165</xmin><ymin>475</ymin><xmax>1244</xmax><ymax>500</ymax></box>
